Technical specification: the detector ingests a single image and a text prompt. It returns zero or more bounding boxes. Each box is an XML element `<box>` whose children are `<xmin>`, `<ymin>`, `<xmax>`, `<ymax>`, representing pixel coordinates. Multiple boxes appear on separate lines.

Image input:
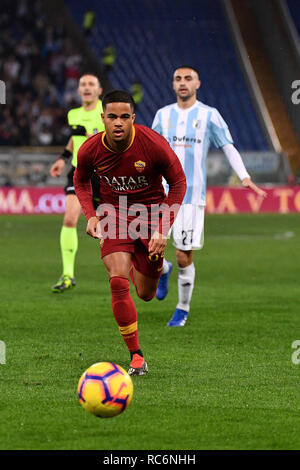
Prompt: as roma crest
<box><xmin>134</xmin><ymin>160</ymin><xmax>146</xmax><ymax>173</ymax></box>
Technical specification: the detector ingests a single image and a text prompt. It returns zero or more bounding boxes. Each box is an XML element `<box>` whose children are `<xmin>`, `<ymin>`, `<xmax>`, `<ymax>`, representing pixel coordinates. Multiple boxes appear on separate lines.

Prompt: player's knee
<box><xmin>176</xmin><ymin>249</ymin><xmax>192</xmax><ymax>268</ymax></box>
<box><xmin>63</xmin><ymin>219</ymin><xmax>77</xmax><ymax>228</ymax></box>
<box><xmin>110</xmin><ymin>276</ymin><xmax>130</xmax><ymax>296</ymax></box>
<box><xmin>63</xmin><ymin>212</ymin><xmax>78</xmax><ymax>227</ymax></box>
<box><xmin>141</xmin><ymin>294</ymin><xmax>155</xmax><ymax>302</ymax></box>
<box><xmin>107</xmin><ymin>265</ymin><xmax>130</xmax><ymax>279</ymax></box>
<box><xmin>137</xmin><ymin>289</ymin><xmax>155</xmax><ymax>302</ymax></box>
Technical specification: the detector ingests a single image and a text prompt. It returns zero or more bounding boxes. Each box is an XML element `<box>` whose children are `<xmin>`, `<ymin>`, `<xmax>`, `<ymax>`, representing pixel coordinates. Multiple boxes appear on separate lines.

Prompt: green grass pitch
<box><xmin>0</xmin><ymin>213</ymin><xmax>299</xmax><ymax>450</ymax></box>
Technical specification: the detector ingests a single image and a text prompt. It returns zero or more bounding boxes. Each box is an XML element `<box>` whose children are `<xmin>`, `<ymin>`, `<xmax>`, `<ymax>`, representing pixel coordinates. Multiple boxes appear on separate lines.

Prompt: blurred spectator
<box><xmin>101</xmin><ymin>44</ymin><xmax>116</xmax><ymax>73</ymax></box>
<box><xmin>83</xmin><ymin>10</ymin><xmax>96</xmax><ymax>37</ymax></box>
<box><xmin>0</xmin><ymin>0</ymin><xmax>86</xmax><ymax>146</ymax></box>
<box><xmin>4</xmin><ymin>56</ymin><xmax>21</xmax><ymax>82</ymax></box>
<box><xmin>130</xmin><ymin>81</ymin><xmax>144</xmax><ymax>110</ymax></box>
<box><xmin>37</xmin><ymin>123</ymin><xmax>54</xmax><ymax>146</ymax></box>
<box><xmin>34</xmin><ymin>72</ymin><xmax>51</xmax><ymax>100</ymax></box>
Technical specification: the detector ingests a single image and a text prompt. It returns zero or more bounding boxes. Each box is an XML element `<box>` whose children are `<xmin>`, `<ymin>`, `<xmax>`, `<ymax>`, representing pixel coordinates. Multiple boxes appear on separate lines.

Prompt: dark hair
<box><xmin>102</xmin><ymin>90</ymin><xmax>135</xmax><ymax>111</ymax></box>
<box><xmin>174</xmin><ymin>65</ymin><xmax>200</xmax><ymax>78</ymax></box>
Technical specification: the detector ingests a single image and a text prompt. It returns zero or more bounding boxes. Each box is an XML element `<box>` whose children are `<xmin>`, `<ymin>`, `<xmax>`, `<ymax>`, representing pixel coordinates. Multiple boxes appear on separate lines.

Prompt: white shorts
<box><xmin>170</xmin><ymin>204</ymin><xmax>205</xmax><ymax>251</ymax></box>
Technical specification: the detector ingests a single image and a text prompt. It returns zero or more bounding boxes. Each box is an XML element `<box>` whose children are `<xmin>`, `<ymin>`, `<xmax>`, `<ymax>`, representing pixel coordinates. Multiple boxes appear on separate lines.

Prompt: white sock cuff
<box><xmin>176</xmin><ymin>303</ymin><xmax>190</xmax><ymax>313</ymax></box>
<box><xmin>162</xmin><ymin>258</ymin><xmax>169</xmax><ymax>274</ymax></box>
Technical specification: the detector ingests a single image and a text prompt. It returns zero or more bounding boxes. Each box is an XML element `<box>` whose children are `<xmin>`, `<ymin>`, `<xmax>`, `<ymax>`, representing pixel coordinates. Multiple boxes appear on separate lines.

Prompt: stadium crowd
<box><xmin>0</xmin><ymin>0</ymin><xmax>84</xmax><ymax>146</ymax></box>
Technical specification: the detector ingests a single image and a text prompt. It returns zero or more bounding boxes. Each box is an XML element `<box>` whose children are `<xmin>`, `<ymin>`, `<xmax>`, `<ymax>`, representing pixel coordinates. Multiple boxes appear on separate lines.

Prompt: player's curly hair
<box><xmin>102</xmin><ymin>90</ymin><xmax>135</xmax><ymax>111</ymax></box>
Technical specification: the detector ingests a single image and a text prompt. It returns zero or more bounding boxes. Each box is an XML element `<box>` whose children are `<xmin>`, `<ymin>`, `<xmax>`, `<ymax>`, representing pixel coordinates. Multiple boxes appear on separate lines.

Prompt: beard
<box><xmin>177</xmin><ymin>90</ymin><xmax>193</xmax><ymax>101</ymax></box>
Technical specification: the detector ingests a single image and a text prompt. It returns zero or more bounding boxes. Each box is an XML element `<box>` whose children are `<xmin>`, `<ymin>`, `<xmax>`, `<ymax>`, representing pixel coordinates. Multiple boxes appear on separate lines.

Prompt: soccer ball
<box><xmin>77</xmin><ymin>362</ymin><xmax>134</xmax><ymax>418</ymax></box>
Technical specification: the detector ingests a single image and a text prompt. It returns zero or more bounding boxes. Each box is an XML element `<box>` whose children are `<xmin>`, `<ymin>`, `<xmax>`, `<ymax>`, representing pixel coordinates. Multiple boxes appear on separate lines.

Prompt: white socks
<box><xmin>162</xmin><ymin>258</ymin><xmax>169</xmax><ymax>275</ymax></box>
<box><xmin>176</xmin><ymin>263</ymin><xmax>195</xmax><ymax>313</ymax></box>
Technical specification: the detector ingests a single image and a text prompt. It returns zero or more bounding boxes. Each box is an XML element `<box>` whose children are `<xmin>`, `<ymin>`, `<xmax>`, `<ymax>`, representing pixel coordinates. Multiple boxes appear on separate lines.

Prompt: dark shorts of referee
<box><xmin>64</xmin><ymin>166</ymin><xmax>100</xmax><ymax>210</ymax></box>
<box><xmin>100</xmin><ymin>235</ymin><xmax>164</xmax><ymax>280</ymax></box>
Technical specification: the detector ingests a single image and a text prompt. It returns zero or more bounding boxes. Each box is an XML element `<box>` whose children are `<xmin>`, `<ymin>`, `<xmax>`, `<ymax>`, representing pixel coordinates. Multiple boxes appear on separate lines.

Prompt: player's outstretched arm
<box><xmin>74</xmin><ymin>139</ymin><xmax>98</xmax><ymax>221</ymax></box>
<box><xmin>50</xmin><ymin>158</ymin><xmax>65</xmax><ymax>177</ymax></box>
<box><xmin>50</xmin><ymin>137</ymin><xmax>73</xmax><ymax>177</ymax></box>
<box><xmin>222</xmin><ymin>144</ymin><xmax>267</xmax><ymax>198</ymax></box>
<box><xmin>242</xmin><ymin>178</ymin><xmax>267</xmax><ymax>198</ymax></box>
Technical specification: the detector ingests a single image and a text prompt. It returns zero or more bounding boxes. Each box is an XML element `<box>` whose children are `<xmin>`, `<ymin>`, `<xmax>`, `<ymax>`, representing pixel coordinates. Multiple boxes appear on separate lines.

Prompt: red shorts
<box><xmin>100</xmin><ymin>235</ymin><xmax>164</xmax><ymax>279</ymax></box>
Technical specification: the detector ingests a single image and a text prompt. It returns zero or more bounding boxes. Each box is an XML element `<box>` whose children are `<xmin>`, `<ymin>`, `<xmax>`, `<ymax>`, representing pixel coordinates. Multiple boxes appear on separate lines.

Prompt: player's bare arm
<box><xmin>242</xmin><ymin>177</ymin><xmax>267</xmax><ymax>198</ymax></box>
<box><xmin>86</xmin><ymin>216</ymin><xmax>99</xmax><ymax>238</ymax></box>
<box><xmin>86</xmin><ymin>216</ymin><xmax>104</xmax><ymax>246</ymax></box>
<box><xmin>50</xmin><ymin>137</ymin><xmax>73</xmax><ymax>177</ymax></box>
<box><xmin>148</xmin><ymin>231</ymin><xmax>168</xmax><ymax>257</ymax></box>
<box><xmin>222</xmin><ymin>143</ymin><xmax>267</xmax><ymax>198</ymax></box>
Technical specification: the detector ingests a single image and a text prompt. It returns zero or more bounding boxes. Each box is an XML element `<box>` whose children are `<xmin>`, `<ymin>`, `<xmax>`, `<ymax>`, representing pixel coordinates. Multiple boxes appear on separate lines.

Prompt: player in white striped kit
<box><xmin>152</xmin><ymin>65</ymin><xmax>266</xmax><ymax>327</ymax></box>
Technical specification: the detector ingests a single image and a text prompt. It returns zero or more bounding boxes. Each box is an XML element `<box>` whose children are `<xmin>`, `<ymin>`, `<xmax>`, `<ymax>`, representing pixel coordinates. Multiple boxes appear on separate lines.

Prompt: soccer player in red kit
<box><xmin>74</xmin><ymin>90</ymin><xmax>186</xmax><ymax>375</ymax></box>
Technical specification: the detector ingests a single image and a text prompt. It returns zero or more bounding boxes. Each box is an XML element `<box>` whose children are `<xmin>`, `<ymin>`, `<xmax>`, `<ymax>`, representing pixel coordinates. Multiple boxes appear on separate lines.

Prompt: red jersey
<box><xmin>74</xmin><ymin>124</ymin><xmax>186</xmax><ymax>234</ymax></box>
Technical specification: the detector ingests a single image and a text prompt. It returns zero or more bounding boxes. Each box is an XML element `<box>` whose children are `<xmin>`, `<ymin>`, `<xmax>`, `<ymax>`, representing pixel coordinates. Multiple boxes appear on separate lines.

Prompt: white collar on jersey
<box><xmin>175</xmin><ymin>100</ymin><xmax>200</xmax><ymax>113</ymax></box>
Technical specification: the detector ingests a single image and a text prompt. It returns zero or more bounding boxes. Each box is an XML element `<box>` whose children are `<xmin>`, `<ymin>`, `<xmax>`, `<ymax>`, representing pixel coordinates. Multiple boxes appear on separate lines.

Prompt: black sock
<box><xmin>130</xmin><ymin>349</ymin><xmax>143</xmax><ymax>360</ymax></box>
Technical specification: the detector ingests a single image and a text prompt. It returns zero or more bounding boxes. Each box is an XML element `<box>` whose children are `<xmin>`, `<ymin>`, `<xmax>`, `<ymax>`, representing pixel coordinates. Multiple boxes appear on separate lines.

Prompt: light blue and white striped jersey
<box><xmin>152</xmin><ymin>100</ymin><xmax>233</xmax><ymax>205</ymax></box>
